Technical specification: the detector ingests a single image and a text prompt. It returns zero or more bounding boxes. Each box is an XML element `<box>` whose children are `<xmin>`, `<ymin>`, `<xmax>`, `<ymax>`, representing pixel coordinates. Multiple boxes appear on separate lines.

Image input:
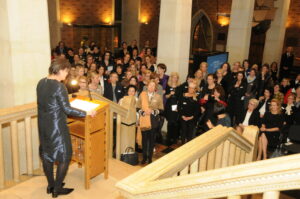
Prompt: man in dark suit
<box><xmin>280</xmin><ymin>46</ymin><xmax>294</xmax><ymax>80</ymax></box>
<box><xmin>55</xmin><ymin>41</ymin><xmax>68</xmax><ymax>55</ymax></box>
<box><xmin>103</xmin><ymin>72</ymin><xmax>124</xmax><ymax>103</ymax></box>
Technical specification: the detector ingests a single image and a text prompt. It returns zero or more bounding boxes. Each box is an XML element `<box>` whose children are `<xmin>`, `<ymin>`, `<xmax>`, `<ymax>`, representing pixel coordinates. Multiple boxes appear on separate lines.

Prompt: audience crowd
<box><xmin>52</xmin><ymin>40</ymin><xmax>300</xmax><ymax>162</ymax></box>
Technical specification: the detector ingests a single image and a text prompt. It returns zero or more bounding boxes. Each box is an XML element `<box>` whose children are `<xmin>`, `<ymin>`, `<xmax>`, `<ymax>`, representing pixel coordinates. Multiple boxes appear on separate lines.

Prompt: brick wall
<box><xmin>139</xmin><ymin>0</ymin><xmax>161</xmax><ymax>49</ymax></box>
<box><xmin>285</xmin><ymin>0</ymin><xmax>300</xmax><ymax>65</ymax></box>
<box><xmin>59</xmin><ymin>0</ymin><xmax>113</xmax><ymax>52</ymax></box>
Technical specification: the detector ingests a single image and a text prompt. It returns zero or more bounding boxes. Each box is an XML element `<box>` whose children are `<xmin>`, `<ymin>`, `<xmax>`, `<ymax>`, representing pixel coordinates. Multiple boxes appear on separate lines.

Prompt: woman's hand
<box><xmin>260</xmin><ymin>124</ymin><xmax>266</xmax><ymax>132</ymax></box>
<box><xmin>206</xmin><ymin>120</ymin><xmax>213</xmax><ymax>129</ymax></box>
<box><xmin>145</xmin><ymin>109</ymin><xmax>152</xmax><ymax>115</ymax></box>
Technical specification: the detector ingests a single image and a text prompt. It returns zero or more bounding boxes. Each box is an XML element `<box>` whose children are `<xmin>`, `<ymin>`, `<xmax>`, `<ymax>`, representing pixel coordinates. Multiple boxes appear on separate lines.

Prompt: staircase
<box><xmin>116</xmin><ymin>126</ymin><xmax>300</xmax><ymax>199</ymax></box>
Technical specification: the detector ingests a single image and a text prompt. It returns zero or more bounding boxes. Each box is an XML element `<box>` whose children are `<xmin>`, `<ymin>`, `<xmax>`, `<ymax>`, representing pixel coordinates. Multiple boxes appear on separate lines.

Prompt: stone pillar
<box><xmin>226</xmin><ymin>0</ymin><xmax>255</xmax><ymax>64</ymax></box>
<box><xmin>48</xmin><ymin>0</ymin><xmax>62</xmax><ymax>49</ymax></box>
<box><xmin>0</xmin><ymin>0</ymin><xmax>51</xmax><ymax>108</ymax></box>
<box><xmin>122</xmin><ymin>0</ymin><xmax>140</xmax><ymax>45</ymax></box>
<box><xmin>262</xmin><ymin>0</ymin><xmax>291</xmax><ymax>65</ymax></box>
<box><xmin>156</xmin><ymin>0</ymin><xmax>192</xmax><ymax>79</ymax></box>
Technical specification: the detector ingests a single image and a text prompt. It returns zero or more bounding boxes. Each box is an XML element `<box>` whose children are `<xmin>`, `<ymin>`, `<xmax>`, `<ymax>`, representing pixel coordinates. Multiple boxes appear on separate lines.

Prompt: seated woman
<box><xmin>206</xmin><ymin>103</ymin><xmax>231</xmax><ymax>129</ymax></box>
<box><xmin>88</xmin><ymin>71</ymin><xmax>102</xmax><ymax>95</ymax></box>
<box><xmin>273</xmin><ymin>83</ymin><xmax>284</xmax><ymax>104</ymax></box>
<box><xmin>178</xmin><ymin>80</ymin><xmax>200</xmax><ymax>144</ymax></box>
<box><xmin>236</xmin><ymin>98</ymin><xmax>261</xmax><ymax>134</ymax></box>
<box><xmin>257</xmin><ymin>88</ymin><xmax>273</xmax><ymax>118</ymax></box>
<box><xmin>200</xmin><ymin>85</ymin><xmax>227</xmax><ymax>131</ymax></box>
<box><xmin>119</xmin><ymin>85</ymin><xmax>138</xmax><ymax>154</ymax></box>
<box><xmin>257</xmin><ymin>99</ymin><xmax>284</xmax><ymax>160</ymax></box>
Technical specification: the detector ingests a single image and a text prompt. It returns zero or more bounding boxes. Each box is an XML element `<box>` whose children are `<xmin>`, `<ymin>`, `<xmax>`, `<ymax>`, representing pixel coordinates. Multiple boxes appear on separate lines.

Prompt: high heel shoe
<box><xmin>52</xmin><ymin>188</ymin><xmax>74</xmax><ymax>198</ymax></box>
<box><xmin>47</xmin><ymin>182</ymin><xmax>65</xmax><ymax>194</ymax></box>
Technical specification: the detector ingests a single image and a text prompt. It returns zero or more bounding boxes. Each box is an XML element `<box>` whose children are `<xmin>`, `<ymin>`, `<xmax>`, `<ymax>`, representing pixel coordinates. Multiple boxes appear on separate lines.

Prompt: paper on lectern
<box><xmin>70</xmin><ymin>99</ymin><xmax>100</xmax><ymax>112</ymax></box>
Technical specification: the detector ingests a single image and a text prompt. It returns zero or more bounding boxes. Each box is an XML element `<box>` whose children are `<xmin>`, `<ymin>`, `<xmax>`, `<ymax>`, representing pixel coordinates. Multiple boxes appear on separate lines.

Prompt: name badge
<box><xmin>183</xmin><ymin>102</ymin><xmax>187</xmax><ymax>105</ymax></box>
<box><xmin>117</xmin><ymin>90</ymin><xmax>121</xmax><ymax>93</ymax></box>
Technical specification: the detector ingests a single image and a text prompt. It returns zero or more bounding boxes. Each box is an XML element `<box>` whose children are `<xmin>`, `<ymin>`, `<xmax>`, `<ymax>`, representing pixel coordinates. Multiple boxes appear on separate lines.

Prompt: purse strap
<box><xmin>125</xmin><ymin>147</ymin><xmax>135</xmax><ymax>153</ymax></box>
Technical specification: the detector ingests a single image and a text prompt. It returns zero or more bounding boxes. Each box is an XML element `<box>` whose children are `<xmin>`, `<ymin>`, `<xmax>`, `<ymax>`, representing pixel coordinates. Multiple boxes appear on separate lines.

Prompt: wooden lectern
<box><xmin>68</xmin><ymin>96</ymin><xmax>109</xmax><ymax>189</ymax></box>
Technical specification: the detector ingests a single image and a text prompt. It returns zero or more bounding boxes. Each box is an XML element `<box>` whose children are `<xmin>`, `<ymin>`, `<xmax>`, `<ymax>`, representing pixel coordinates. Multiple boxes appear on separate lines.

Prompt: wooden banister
<box><xmin>116</xmin><ymin>126</ymin><xmax>261</xmax><ymax>198</ymax></box>
<box><xmin>0</xmin><ymin>93</ymin><xmax>128</xmax><ymax>189</ymax></box>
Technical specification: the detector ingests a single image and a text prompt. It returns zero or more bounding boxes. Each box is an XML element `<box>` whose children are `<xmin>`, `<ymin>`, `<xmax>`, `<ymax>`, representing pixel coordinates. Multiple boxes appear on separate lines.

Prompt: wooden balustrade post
<box><xmin>215</xmin><ymin>142</ymin><xmax>224</xmax><ymax>169</ymax></box>
<box><xmin>234</xmin><ymin>147</ymin><xmax>241</xmax><ymax>165</ymax></box>
<box><xmin>199</xmin><ymin>153</ymin><xmax>208</xmax><ymax>171</ymax></box>
<box><xmin>221</xmin><ymin>140</ymin><xmax>230</xmax><ymax>168</ymax></box>
<box><xmin>109</xmin><ymin>110</ymin><xmax>114</xmax><ymax>158</ymax></box>
<box><xmin>243</xmin><ymin>126</ymin><xmax>259</xmax><ymax>162</ymax></box>
<box><xmin>207</xmin><ymin>148</ymin><xmax>216</xmax><ymax>170</ymax></box>
<box><xmin>116</xmin><ymin>114</ymin><xmax>121</xmax><ymax>160</ymax></box>
<box><xmin>25</xmin><ymin>117</ymin><xmax>33</xmax><ymax>175</ymax></box>
<box><xmin>10</xmin><ymin>121</ymin><xmax>20</xmax><ymax>182</ymax></box>
<box><xmin>0</xmin><ymin>125</ymin><xmax>5</xmax><ymax>188</ymax></box>
<box><xmin>263</xmin><ymin>191</ymin><xmax>279</xmax><ymax>199</ymax></box>
<box><xmin>228</xmin><ymin>143</ymin><xmax>236</xmax><ymax>166</ymax></box>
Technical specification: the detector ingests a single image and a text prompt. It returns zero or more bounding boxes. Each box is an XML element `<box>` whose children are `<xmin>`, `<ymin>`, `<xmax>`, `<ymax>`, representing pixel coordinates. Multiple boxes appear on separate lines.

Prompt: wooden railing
<box><xmin>0</xmin><ymin>103</ymin><xmax>37</xmax><ymax>189</ymax></box>
<box><xmin>90</xmin><ymin>92</ymin><xmax>127</xmax><ymax>160</ymax></box>
<box><xmin>116</xmin><ymin>125</ymin><xmax>261</xmax><ymax>198</ymax></box>
<box><xmin>0</xmin><ymin>93</ymin><xmax>127</xmax><ymax>189</ymax></box>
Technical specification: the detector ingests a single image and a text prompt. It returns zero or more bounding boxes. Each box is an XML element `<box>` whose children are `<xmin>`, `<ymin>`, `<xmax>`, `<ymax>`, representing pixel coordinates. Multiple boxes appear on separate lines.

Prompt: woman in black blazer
<box><xmin>227</xmin><ymin>72</ymin><xmax>247</xmax><ymax>125</ymax></box>
<box><xmin>236</xmin><ymin>98</ymin><xmax>261</xmax><ymax>134</ymax></box>
<box><xmin>257</xmin><ymin>88</ymin><xmax>273</xmax><ymax>118</ymax></box>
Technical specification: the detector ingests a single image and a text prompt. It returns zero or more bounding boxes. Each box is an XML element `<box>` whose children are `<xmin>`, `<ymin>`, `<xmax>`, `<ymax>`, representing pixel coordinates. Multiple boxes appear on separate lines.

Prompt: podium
<box><xmin>68</xmin><ymin>96</ymin><xmax>109</xmax><ymax>189</ymax></box>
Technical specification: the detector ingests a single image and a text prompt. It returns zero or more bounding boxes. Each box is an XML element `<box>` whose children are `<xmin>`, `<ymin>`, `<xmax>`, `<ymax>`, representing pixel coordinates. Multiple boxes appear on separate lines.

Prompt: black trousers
<box><xmin>167</xmin><ymin>120</ymin><xmax>179</xmax><ymax>145</ymax></box>
<box><xmin>142</xmin><ymin>128</ymin><xmax>156</xmax><ymax>161</ymax></box>
<box><xmin>180</xmin><ymin>119</ymin><xmax>196</xmax><ymax>144</ymax></box>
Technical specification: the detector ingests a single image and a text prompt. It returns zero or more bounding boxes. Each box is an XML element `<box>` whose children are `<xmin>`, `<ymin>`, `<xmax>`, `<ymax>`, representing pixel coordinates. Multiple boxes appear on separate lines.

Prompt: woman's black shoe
<box><xmin>47</xmin><ymin>182</ymin><xmax>66</xmax><ymax>194</ymax></box>
<box><xmin>141</xmin><ymin>159</ymin><xmax>147</xmax><ymax>164</ymax></box>
<box><xmin>52</xmin><ymin>188</ymin><xmax>74</xmax><ymax>198</ymax></box>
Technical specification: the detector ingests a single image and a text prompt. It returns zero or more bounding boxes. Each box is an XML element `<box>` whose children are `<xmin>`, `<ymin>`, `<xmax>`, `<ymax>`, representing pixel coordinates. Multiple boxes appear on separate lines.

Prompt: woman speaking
<box><xmin>37</xmin><ymin>59</ymin><xmax>95</xmax><ymax>198</ymax></box>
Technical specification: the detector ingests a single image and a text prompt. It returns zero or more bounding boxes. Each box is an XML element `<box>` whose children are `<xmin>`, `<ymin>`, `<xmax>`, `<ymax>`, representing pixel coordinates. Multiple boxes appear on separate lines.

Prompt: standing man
<box><xmin>280</xmin><ymin>46</ymin><xmax>294</xmax><ymax>80</ymax></box>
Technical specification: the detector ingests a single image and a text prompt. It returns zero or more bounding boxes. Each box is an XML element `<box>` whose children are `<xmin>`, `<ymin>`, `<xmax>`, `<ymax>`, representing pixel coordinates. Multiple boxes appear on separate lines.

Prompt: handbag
<box><xmin>120</xmin><ymin>147</ymin><xmax>139</xmax><ymax>166</ymax></box>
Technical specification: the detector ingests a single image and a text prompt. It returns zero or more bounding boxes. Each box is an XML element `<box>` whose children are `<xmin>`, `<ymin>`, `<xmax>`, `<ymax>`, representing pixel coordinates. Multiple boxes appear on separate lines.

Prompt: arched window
<box><xmin>191</xmin><ymin>10</ymin><xmax>213</xmax><ymax>54</ymax></box>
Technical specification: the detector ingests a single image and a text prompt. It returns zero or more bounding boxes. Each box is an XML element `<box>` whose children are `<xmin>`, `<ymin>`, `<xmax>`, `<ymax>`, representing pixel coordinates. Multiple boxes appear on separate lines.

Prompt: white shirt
<box><xmin>99</xmin><ymin>76</ymin><xmax>105</xmax><ymax>93</ymax></box>
<box><xmin>242</xmin><ymin>111</ymin><xmax>252</xmax><ymax>126</ymax></box>
<box><xmin>259</xmin><ymin>100</ymin><xmax>267</xmax><ymax>116</ymax></box>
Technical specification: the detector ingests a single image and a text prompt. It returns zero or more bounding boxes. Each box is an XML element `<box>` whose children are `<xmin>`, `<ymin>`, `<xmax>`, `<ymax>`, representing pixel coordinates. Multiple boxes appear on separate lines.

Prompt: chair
<box><xmin>284</xmin><ymin>125</ymin><xmax>300</xmax><ymax>154</ymax></box>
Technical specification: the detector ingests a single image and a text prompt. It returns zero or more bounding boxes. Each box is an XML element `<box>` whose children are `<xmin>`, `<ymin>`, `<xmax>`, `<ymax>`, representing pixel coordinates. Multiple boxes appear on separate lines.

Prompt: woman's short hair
<box><xmin>157</xmin><ymin>63</ymin><xmax>167</xmax><ymax>72</ymax></box>
<box><xmin>87</xmin><ymin>71</ymin><xmax>99</xmax><ymax>83</ymax></box>
<box><xmin>249</xmin><ymin>98</ymin><xmax>259</xmax><ymax>108</ymax></box>
<box><xmin>127</xmin><ymin>85</ymin><xmax>137</xmax><ymax>93</ymax></box>
<box><xmin>213</xmin><ymin>102</ymin><xmax>227</xmax><ymax>116</ymax></box>
<box><xmin>49</xmin><ymin>59</ymin><xmax>71</xmax><ymax>75</ymax></box>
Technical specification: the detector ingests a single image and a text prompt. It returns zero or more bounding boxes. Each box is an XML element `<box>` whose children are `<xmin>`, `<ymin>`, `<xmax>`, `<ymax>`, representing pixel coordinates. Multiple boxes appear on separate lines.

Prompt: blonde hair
<box><xmin>270</xmin><ymin>99</ymin><xmax>281</xmax><ymax>114</ymax></box>
<box><xmin>167</xmin><ymin>72</ymin><xmax>180</xmax><ymax>87</ymax></box>
<box><xmin>249</xmin><ymin>98</ymin><xmax>259</xmax><ymax>108</ymax></box>
<box><xmin>87</xmin><ymin>71</ymin><xmax>99</xmax><ymax>84</ymax></box>
<box><xmin>199</xmin><ymin>62</ymin><xmax>208</xmax><ymax>69</ymax></box>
